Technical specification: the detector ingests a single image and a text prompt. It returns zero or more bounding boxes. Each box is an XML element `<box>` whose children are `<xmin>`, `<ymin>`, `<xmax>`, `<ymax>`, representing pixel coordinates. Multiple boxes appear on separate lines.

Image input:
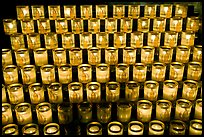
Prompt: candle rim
<box><xmin>2</xmin><ymin>124</ymin><xmax>18</xmax><ymax>135</ymax></box>
<box><xmin>44</xmin><ymin>123</ymin><xmax>60</xmax><ymax>134</ymax></box>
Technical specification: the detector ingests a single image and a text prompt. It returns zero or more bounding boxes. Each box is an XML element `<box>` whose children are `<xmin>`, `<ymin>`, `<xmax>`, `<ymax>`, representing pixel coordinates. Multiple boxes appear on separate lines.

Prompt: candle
<box><xmin>31</xmin><ymin>5</ymin><xmax>44</xmax><ymax>20</ymax></box>
<box><xmin>78</xmin><ymin>64</ymin><xmax>92</xmax><ymax>83</ymax></box>
<box><xmin>193</xmin><ymin>45</ymin><xmax>202</xmax><ymax>62</ymax></box>
<box><xmin>156</xmin><ymin>100</ymin><xmax>172</xmax><ymax>122</ymax></box>
<box><xmin>182</xmin><ymin>80</ymin><xmax>198</xmax><ymax>101</ymax></box>
<box><xmin>189</xmin><ymin>119</ymin><xmax>202</xmax><ymax>135</ymax></box>
<box><xmin>57</xmin><ymin>102</ymin><xmax>73</xmax><ymax>124</ymax></box>
<box><xmin>149</xmin><ymin>120</ymin><xmax>165</xmax><ymax>135</ymax></box>
<box><xmin>125</xmin><ymin>81</ymin><xmax>140</xmax><ymax>101</ymax></box>
<box><xmin>181</xmin><ymin>31</ymin><xmax>195</xmax><ymax>46</ymax></box>
<box><xmin>2</xmin><ymin>84</ymin><xmax>7</xmax><ymax>103</ymax></box>
<box><xmin>96</xmin><ymin>63</ymin><xmax>110</xmax><ymax>83</ymax></box>
<box><xmin>159</xmin><ymin>46</ymin><xmax>173</xmax><ymax>63</ymax></box>
<box><xmin>3</xmin><ymin>19</ymin><xmax>17</xmax><ymax>35</ymax></box>
<box><xmin>3</xmin><ymin>65</ymin><xmax>19</xmax><ymax>85</ymax></box>
<box><xmin>96</xmin><ymin>33</ymin><xmax>108</xmax><ymax>48</ymax></box>
<box><xmin>105</xmin><ymin>47</ymin><xmax>118</xmax><ymax>65</ymax></box>
<box><xmin>40</xmin><ymin>65</ymin><xmax>55</xmax><ymax>84</ymax></box>
<box><xmin>186</xmin><ymin>17</ymin><xmax>200</xmax><ymax>32</ymax></box>
<box><xmin>80</xmin><ymin>33</ymin><xmax>92</xmax><ymax>49</ymax></box>
<box><xmin>2</xmin><ymin>103</ymin><xmax>13</xmax><ymax>125</ymax></box>
<box><xmin>16</xmin><ymin>6</ymin><xmax>30</xmax><ymax>20</ymax></box>
<box><xmin>2</xmin><ymin>124</ymin><xmax>19</xmax><ymax>135</ymax></box>
<box><xmin>175</xmin><ymin>99</ymin><xmax>192</xmax><ymax>121</ymax></box>
<box><xmin>123</xmin><ymin>47</ymin><xmax>136</xmax><ymax>65</ymax></box>
<box><xmin>170</xmin><ymin>17</ymin><xmax>183</xmax><ymax>32</ymax></box>
<box><xmin>128</xmin><ymin>5</ymin><xmax>140</xmax><ymax>18</ymax></box>
<box><xmin>116</xmin><ymin>63</ymin><xmax>129</xmax><ymax>82</ymax></box>
<box><xmin>78</xmin><ymin>102</ymin><xmax>92</xmax><ymax>123</ymax></box>
<box><xmin>131</xmin><ymin>32</ymin><xmax>143</xmax><ymax>48</ymax></box>
<box><xmin>187</xmin><ymin>62</ymin><xmax>202</xmax><ymax>81</ymax></box>
<box><xmin>106</xmin><ymin>82</ymin><xmax>120</xmax><ymax>102</ymax></box>
<box><xmin>133</xmin><ymin>63</ymin><xmax>147</xmax><ymax>82</ymax></box>
<box><xmin>169</xmin><ymin>62</ymin><xmax>185</xmax><ymax>81</ymax></box>
<box><xmin>21</xmin><ymin>65</ymin><xmax>36</xmax><ymax>84</ymax></box>
<box><xmin>151</xmin><ymin>62</ymin><xmax>166</xmax><ymax>82</ymax></box>
<box><xmin>164</xmin><ymin>31</ymin><xmax>178</xmax><ymax>47</ymax></box>
<box><xmin>68</xmin><ymin>82</ymin><xmax>83</xmax><ymax>103</ymax></box>
<box><xmin>169</xmin><ymin>120</ymin><xmax>186</xmax><ymax>135</ymax></box>
<box><xmin>69</xmin><ymin>48</ymin><xmax>82</xmax><ymax>66</ymax></box>
<box><xmin>15</xmin><ymin>48</ymin><xmax>30</xmax><ymax>66</ymax></box>
<box><xmin>56</xmin><ymin>19</ymin><xmax>68</xmax><ymax>34</ymax></box>
<box><xmin>175</xmin><ymin>4</ymin><xmax>187</xmax><ymax>18</ymax></box>
<box><xmin>28</xmin><ymin>83</ymin><xmax>45</xmax><ymax>104</ymax></box>
<box><xmin>64</xmin><ymin>6</ymin><xmax>76</xmax><ymax>19</ymax></box>
<box><xmin>138</xmin><ymin>17</ymin><xmax>149</xmax><ymax>32</ymax></box>
<box><xmin>117</xmin><ymin>102</ymin><xmax>132</xmax><ymax>122</ymax></box>
<box><xmin>194</xmin><ymin>99</ymin><xmax>202</xmax><ymax>120</ymax></box>
<box><xmin>87</xmin><ymin>122</ymin><xmax>102</xmax><ymax>135</ymax></box>
<box><xmin>33</xmin><ymin>48</ymin><xmax>48</xmax><ymax>66</ymax></box>
<box><xmin>2</xmin><ymin>49</ymin><xmax>13</xmax><ymax>67</ymax></box>
<box><xmin>128</xmin><ymin>121</ymin><xmax>144</xmax><ymax>135</ymax></box>
<box><xmin>163</xmin><ymin>80</ymin><xmax>178</xmax><ymax>101</ymax></box>
<box><xmin>86</xmin><ymin>82</ymin><xmax>101</xmax><ymax>103</ymax></box>
<box><xmin>27</xmin><ymin>33</ymin><xmax>41</xmax><ymax>49</ymax></box>
<box><xmin>21</xmin><ymin>19</ymin><xmax>34</xmax><ymax>34</ymax></box>
<box><xmin>22</xmin><ymin>123</ymin><xmax>39</xmax><ymax>135</ymax></box>
<box><xmin>108</xmin><ymin>121</ymin><xmax>123</xmax><ymax>135</ymax></box>
<box><xmin>58</xmin><ymin>64</ymin><xmax>72</xmax><ymax>84</ymax></box>
<box><xmin>10</xmin><ymin>33</ymin><xmax>25</xmax><ymax>50</ymax></box>
<box><xmin>37</xmin><ymin>19</ymin><xmax>51</xmax><ymax>34</ymax></box>
<box><xmin>47</xmin><ymin>82</ymin><xmax>63</xmax><ymax>104</ymax></box>
<box><xmin>97</xmin><ymin>102</ymin><xmax>111</xmax><ymax>123</ymax></box>
<box><xmin>88</xmin><ymin>47</ymin><xmax>101</xmax><ymax>65</ymax></box>
<box><xmin>144</xmin><ymin>80</ymin><xmax>159</xmax><ymax>102</ymax></box>
<box><xmin>48</xmin><ymin>6</ymin><xmax>60</xmax><ymax>20</ymax></box>
<box><xmin>7</xmin><ymin>83</ymin><xmax>24</xmax><ymax>104</ymax></box>
<box><xmin>36</xmin><ymin>102</ymin><xmax>52</xmax><ymax>125</ymax></box>
<box><xmin>52</xmin><ymin>48</ymin><xmax>66</xmax><ymax>66</ymax></box>
<box><xmin>141</xmin><ymin>46</ymin><xmax>155</xmax><ymax>64</ymax></box>
<box><xmin>137</xmin><ymin>100</ymin><xmax>152</xmax><ymax>122</ymax></box>
<box><xmin>44</xmin><ymin>123</ymin><xmax>60</xmax><ymax>135</ymax></box>
<box><xmin>45</xmin><ymin>33</ymin><xmax>58</xmax><ymax>49</ymax></box>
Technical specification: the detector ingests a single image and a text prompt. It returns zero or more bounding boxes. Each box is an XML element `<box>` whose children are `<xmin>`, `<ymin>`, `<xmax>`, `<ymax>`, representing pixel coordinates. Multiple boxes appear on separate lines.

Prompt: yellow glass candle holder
<box><xmin>125</xmin><ymin>81</ymin><xmax>140</xmax><ymax>102</ymax></box>
<box><xmin>105</xmin><ymin>47</ymin><xmax>118</xmax><ymax>65</ymax></box>
<box><xmin>175</xmin><ymin>99</ymin><xmax>192</xmax><ymax>121</ymax></box>
<box><xmin>88</xmin><ymin>18</ymin><xmax>100</xmax><ymax>33</ymax></box>
<box><xmin>169</xmin><ymin>62</ymin><xmax>185</xmax><ymax>81</ymax></box>
<box><xmin>80</xmin><ymin>32</ymin><xmax>92</xmax><ymax>49</ymax></box>
<box><xmin>21</xmin><ymin>65</ymin><xmax>36</xmax><ymax>84</ymax></box>
<box><xmin>10</xmin><ymin>33</ymin><xmax>25</xmax><ymax>50</ymax></box>
<box><xmin>169</xmin><ymin>120</ymin><xmax>186</xmax><ymax>135</ymax></box>
<box><xmin>7</xmin><ymin>83</ymin><xmax>24</xmax><ymax>104</ymax></box>
<box><xmin>105</xmin><ymin>18</ymin><xmax>117</xmax><ymax>33</ymax></box>
<box><xmin>3</xmin><ymin>19</ymin><xmax>17</xmax><ymax>35</ymax></box>
<box><xmin>72</xmin><ymin>18</ymin><xmax>83</xmax><ymax>34</ymax></box>
<box><xmin>159</xmin><ymin>46</ymin><xmax>173</xmax><ymax>64</ymax></box>
<box><xmin>26</xmin><ymin>33</ymin><xmax>41</xmax><ymax>49</ymax></box>
<box><xmin>33</xmin><ymin>48</ymin><xmax>48</xmax><ymax>66</ymax></box>
<box><xmin>28</xmin><ymin>83</ymin><xmax>45</xmax><ymax>104</ymax></box>
<box><xmin>58</xmin><ymin>64</ymin><xmax>72</xmax><ymax>84</ymax></box>
<box><xmin>62</xmin><ymin>33</ymin><xmax>75</xmax><ymax>49</ymax></box>
<box><xmin>160</xmin><ymin>4</ymin><xmax>172</xmax><ymax>18</ymax></box>
<box><xmin>88</xmin><ymin>47</ymin><xmax>101</xmax><ymax>65</ymax></box>
<box><xmin>193</xmin><ymin>45</ymin><xmax>202</xmax><ymax>62</ymax></box>
<box><xmin>44</xmin><ymin>123</ymin><xmax>60</xmax><ymax>135</ymax></box>
<box><xmin>133</xmin><ymin>63</ymin><xmax>147</xmax><ymax>82</ymax></box>
<box><xmin>2</xmin><ymin>103</ymin><xmax>13</xmax><ymax>125</ymax></box>
<box><xmin>138</xmin><ymin>17</ymin><xmax>150</xmax><ymax>32</ymax></box>
<box><xmin>148</xmin><ymin>120</ymin><xmax>165</xmax><ymax>135</ymax></box>
<box><xmin>130</xmin><ymin>31</ymin><xmax>143</xmax><ymax>48</ymax></box>
<box><xmin>187</xmin><ymin>62</ymin><xmax>202</xmax><ymax>81</ymax></box>
<box><xmin>175</xmin><ymin>4</ymin><xmax>188</xmax><ymax>18</ymax></box>
<box><xmin>2</xmin><ymin>124</ymin><xmax>19</xmax><ymax>135</ymax></box>
<box><xmin>186</xmin><ymin>17</ymin><xmax>200</xmax><ymax>32</ymax></box>
<box><xmin>181</xmin><ymin>31</ymin><xmax>195</xmax><ymax>47</ymax></box>
<box><xmin>106</xmin><ymin>82</ymin><xmax>120</xmax><ymax>102</ymax></box>
<box><xmin>96</xmin><ymin>63</ymin><xmax>110</xmax><ymax>83</ymax></box>
<box><xmin>153</xmin><ymin>17</ymin><xmax>166</xmax><ymax>32</ymax></box>
<box><xmin>137</xmin><ymin>100</ymin><xmax>152</xmax><ymax>123</ymax></box>
<box><xmin>107</xmin><ymin>121</ymin><xmax>123</xmax><ymax>135</ymax></box>
<box><xmin>87</xmin><ymin>122</ymin><xmax>102</xmax><ymax>135</ymax></box>
<box><xmin>2</xmin><ymin>49</ymin><xmax>13</xmax><ymax>67</ymax></box>
<box><xmin>36</xmin><ymin>102</ymin><xmax>52</xmax><ymax>125</ymax></box>
<box><xmin>151</xmin><ymin>62</ymin><xmax>166</xmax><ymax>82</ymax></box>
<box><xmin>170</xmin><ymin>17</ymin><xmax>183</xmax><ymax>32</ymax></box>
<box><xmin>48</xmin><ymin>5</ymin><xmax>61</xmax><ymax>20</ymax></box>
<box><xmin>128</xmin><ymin>121</ymin><xmax>144</xmax><ymax>135</ymax></box>
<box><xmin>16</xmin><ymin>5</ymin><xmax>30</xmax><ymax>20</ymax></box>
<box><xmin>64</xmin><ymin>5</ymin><xmax>76</xmax><ymax>19</ymax></box>
<box><xmin>96</xmin><ymin>5</ymin><xmax>108</xmax><ymax>19</ymax></box>
<box><xmin>96</xmin><ymin>32</ymin><xmax>109</xmax><ymax>48</ymax></box>
<box><xmin>55</xmin><ymin>18</ymin><xmax>68</xmax><ymax>34</ymax></box>
<box><xmin>113</xmin><ymin>5</ymin><xmax>125</xmax><ymax>18</ymax></box>
<box><xmin>164</xmin><ymin>31</ymin><xmax>178</xmax><ymax>48</ymax></box>
<box><xmin>2</xmin><ymin>84</ymin><xmax>7</xmax><ymax>103</ymax></box>
<box><xmin>121</xmin><ymin>18</ymin><xmax>133</xmax><ymax>33</ymax></box>
<box><xmin>57</xmin><ymin>102</ymin><xmax>73</xmax><ymax>124</ymax></box>
<box><xmin>163</xmin><ymin>80</ymin><xmax>178</xmax><ymax>101</ymax></box>
<box><xmin>80</xmin><ymin>5</ymin><xmax>92</xmax><ymax>19</ymax></box>
<box><xmin>77</xmin><ymin>102</ymin><xmax>93</xmax><ymax>123</ymax></box>
<box><xmin>68</xmin><ymin>82</ymin><xmax>83</xmax><ymax>103</ymax></box>
<box><xmin>128</xmin><ymin>5</ymin><xmax>140</xmax><ymax>19</ymax></box>
<box><xmin>182</xmin><ymin>80</ymin><xmax>198</xmax><ymax>101</ymax></box>
<box><xmin>144</xmin><ymin>80</ymin><xmax>159</xmax><ymax>102</ymax></box>
<box><xmin>97</xmin><ymin>102</ymin><xmax>112</xmax><ymax>123</ymax></box>
<box><xmin>141</xmin><ymin>46</ymin><xmax>155</xmax><ymax>64</ymax></box>
<box><xmin>176</xmin><ymin>45</ymin><xmax>190</xmax><ymax>63</ymax></box>
<box><xmin>156</xmin><ymin>100</ymin><xmax>172</xmax><ymax>122</ymax></box>
<box><xmin>123</xmin><ymin>47</ymin><xmax>136</xmax><ymax>65</ymax></box>
<box><xmin>78</xmin><ymin>64</ymin><xmax>92</xmax><ymax>83</ymax></box>
<box><xmin>40</xmin><ymin>65</ymin><xmax>56</xmax><ymax>84</ymax></box>
<box><xmin>194</xmin><ymin>99</ymin><xmax>202</xmax><ymax>120</ymax></box>
<box><xmin>117</xmin><ymin>102</ymin><xmax>132</xmax><ymax>123</ymax></box>
<box><xmin>86</xmin><ymin>82</ymin><xmax>101</xmax><ymax>103</ymax></box>
<box><xmin>37</xmin><ymin>18</ymin><xmax>51</xmax><ymax>34</ymax></box>
<box><xmin>47</xmin><ymin>82</ymin><xmax>63</xmax><ymax>103</ymax></box>
<box><xmin>3</xmin><ymin>65</ymin><xmax>19</xmax><ymax>85</ymax></box>
<box><xmin>114</xmin><ymin>32</ymin><xmax>126</xmax><ymax>48</ymax></box>
<box><xmin>147</xmin><ymin>31</ymin><xmax>161</xmax><ymax>47</ymax></box>
<box><xmin>52</xmin><ymin>48</ymin><xmax>67</xmax><ymax>66</ymax></box>
<box><xmin>15</xmin><ymin>48</ymin><xmax>30</xmax><ymax>66</ymax></box>
<box><xmin>189</xmin><ymin>119</ymin><xmax>202</xmax><ymax>135</ymax></box>
<box><xmin>22</xmin><ymin>123</ymin><xmax>39</xmax><ymax>135</ymax></box>
<box><xmin>69</xmin><ymin>48</ymin><xmax>82</xmax><ymax>66</ymax></box>
<box><xmin>144</xmin><ymin>4</ymin><xmax>156</xmax><ymax>18</ymax></box>
<box><xmin>21</xmin><ymin>19</ymin><xmax>34</xmax><ymax>34</ymax></box>
<box><xmin>44</xmin><ymin>32</ymin><xmax>58</xmax><ymax>49</ymax></box>
<box><xmin>31</xmin><ymin>5</ymin><xmax>45</xmax><ymax>20</ymax></box>
<box><xmin>116</xmin><ymin>63</ymin><xmax>129</xmax><ymax>82</ymax></box>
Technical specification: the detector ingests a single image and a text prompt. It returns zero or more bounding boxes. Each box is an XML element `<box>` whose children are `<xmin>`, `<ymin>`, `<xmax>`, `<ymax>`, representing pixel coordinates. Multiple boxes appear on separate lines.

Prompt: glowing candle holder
<box><xmin>72</xmin><ymin>18</ymin><xmax>83</xmax><ymax>34</ymax></box>
<box><xmin>121</xmin><ymin>18</ymin><xmax>132</xmax><ymax>33</ymax></box>
<box><xmin>33</xmin><ymin>48</ymin><xmax>48</xmax><ymax>66</ymax></box>
<box><xmin>113</xmin><ymin>5</ymin><xmax>125</xmax><ymax>19</ymax></box>
<box><xmin>182</xmin><ymin>80</ymin><xmax>198</xmax><ymax>101</ymax></box>
<box><xmin>107</xmin><ymin>121</ymin><xmax>123</xmax><ymax>135</ymax></box>
<box><xmin>62</xmin><ymin>33</ymin><xmax>75</xmax><ymax>49</ymax></box>
<box><xmin>169</xmin><ymin>62</ymin><xmax>185</xmax><ymax>81</ymax></box>
<box><xmin>123</xmin><ymin>47</ymin><xmax>136</xmax><ymax>65</ymax></box>
<box><xmin>68</xmin><ymin>82</ymin><xmax>83</xmax><ymax>103</ymax></box>
<box><xmin>96</xmin><ymin>63</ymin><xmax>110</xmax><ymax>83</ymax></box>
<box><xmin>164</xmin><ymin>31</ymin><xmax>178</xmax><ymax>48</ymax></box>
<box><xmin>128</xmin><ymin>5</ymin><xmax>140</xmax><ymax>19</ymax></box>
<box><xmin>21</xmin><ymin>65</ymin><xmax>36</xmax><ymax>84</ymax></box>
<box><xmin>52</xmin><ymin>48</ymin><xmax>67</xmax><ymax>66</ymax></box>
<box><xmin>28</xmin><ymin>83</ymin><xmax>45</xmax><ymax>104</ymax></box>
<box><xmin>128</xmin><ymin>121</ymin><xmax>144</xmax><ymax>135</ymax></box>
<box><xmin>44</xmin><ymin>123</ymin><xmax>60</xmax><ymax>135</ymax></box>
<box><xmin>2</xmin><ymin>49</ymin><xmax>13</xmax><ymax>67</ymax></box>
<box><xmin>169</xmin><ymin>120</ymin><xmax>186</xmax><ymax>135</ymax></box>
<box><xmin>144</xmin><ymin>80</ymin><xmax>159</xmax><ymax>102</ymax></box>
<box><xmin>55</xmin><ymin>18</ymin><xmax>68</xmax><ymax>34</ymax></box>
<box><xmin>170</xmin><ymin>17</ymin><xmax>183</xmax><ymax>32</ymax></box>
<box><xmin>88</xmin><ymin>18</ymin><xmax>100</xmax><ymax>33</ymax></box>
<box><xmin>37</xmin><ymin>18</ymin><xmax>51</xmax><ymax>34</ymax></box>
<box><xmin>16</xmin><ymin>5</ymin><xmax>30</xmax><ymax>20</ymax></box>
<box><xmin>116</xmin><ymin>63</ymin><xmax>129</xmax><ymax>82</ymax></box>
<box><xmin>48</xmin><ymin>5</ymin><xmax>61</xmax><ymax>20</ymax></box>
<box><xmin>125</xmin><ymin>81</ymin><xmax>140</xmax><ymax>102</ymax></box>
<box><xmin>78</xmin><ymin>64</ymin><xmax>92</xmax><ymax>83</ymax></box>
<box><xmin>96</xmin><ymin>32</ymin><xmax>109</xmax><ymax>48</ymax></box>
<box><xmin>141</xmin><ymin>46</ymin><xmax>155</xmax><ymax>64</ymax></box>
<box><xmin>97</xmin><ymin>102</ymin><xmax>112</xmax><ymax>123</ymax></box>
<box><xmin>10</xmin><ymin>33</ymin><xmax>25</xmax><ymax>50</ymax></box>
<box><xmin>156</xmin><ymin>100</ymin><xmax>172</xmax><ymax>122</ymax></box>
<box><xmin>7</xmin><ymin>83</ymin><xmax>24</xmax><ymax>104</ymax></box>
<box><xmin>176</xmin><ymin>45</ymin><xmax>190</xmax><ymax>63</ymax></box>
<box><xmin>159</xmin><ymin>46</ymin><xmax>173</xmax><ymax>64</ymax></box>
<box><xmin>193</xmin><ymin>45</ymin><xmax>202</xmax><ymax>62</ymax></box>
<box><xmin>2</xmin><ymin>103</ymin><xmax>13</xmax><ymax>125</ymax></box>
<box><xmin>87</xmin><ymin>122</ymin><xmax>102</xmax><ymax>135</ymax></box>
<box><xmin>130</xmin><ymin>31</ymin><xmax>143</xmax><ymax>48</ymax></box>
<box><xmin>3</xmin><ymin>65</ymin><xmax>19</xmax><ymax>85</ymax></box>
<box><xmin>80</xmin><ymin>5</ymin><xmax>92</xmax><ymax>19</ymax></box>
<box><xmin>64</xmin><ymin>5</ymin><xmax>76</xmax><ymax>19</ymax></box>
<box><xmin>144</xmin><ymin>4</ymin><xmax>156</xmax><ymax>18</ymax></box>
<box><xmin>137</xmin><ymin>100</ymin><xmax>152</xmax><ymax>123</ymax></box>
<box><xmin>187</xmin><ymin>62</ymin><xmax>202</xmax><ymax>81</ymax></box>
<box><xmin>133</xmin><ymin>63</ymin><xmax>147</xmax><ymax>82</ymax></box>
<box><xmin>175</xmin><ymin>4</ymin><xmax>188</xmax><ymax>18</ymax></box>
<box><xmin>117</xmin><ymin>102</ymin><xmax>132</xmax><ymax>122</ymax></box>
<box><xmin>31</xmin><ymin>5</ymin><xmax>44</xmax><ymax>20</ymax></box>
<box><xmin>58</xmin><ymin>64</ymin><xmax>72</xmax><ymax>84</ymax></box>
<box><xmin>105</xmin><ymin>18</ymin><xmax>117</xmax><ymax>33</ymax></box>
<box><xmin>80</xmin><ymin>32</ymin><xmax>92</xmax><ymax>49</ymax></box>
<box><xmin>44</xmin><ymin>32</ymin><xmax>58</xmax><ymax>49</ymax></box>
<box><xmin>105</xmin><ymin>47</ymin><xmax>118</xmax><ymax>65</ymax></box>
<box><xmin>181</xmin><ymin>31</ymin><xmax>195</xmax><ymax>47</ymax></box>
<box><xmin>151</xmin><ymin>62</ymin><xmax>166</xmax><ymax>82</ymax></box>
<box><xmin>163</xmin><ymin>80</ymin><xmax>178</xmax><ymax>101</ymax></box>
<box><xmin>114</xmin><ymin>32</ymin><xmax>126</xmax><ymax>48</ymax></box>
<box><xmin>86</xmin><ymin>82</ymin><xmax>101</xmax><ymax>103</ymax></box>
<box><xmin>47</xmin><ymin>82</ymin><xmax>63</xmax><ymax>103</ymax></box>
<box><xmin>57</xmin><ymin>102</ymin><xmax>73</xmax><ymax>124</ymax></box>
<box><xmin>160</xmin><ymin>4</ymin><xmax>172</xmax><ymax>18</ymax></box>
<box><xmin>88</xmin><ymin>47</ymin><xmax>101</xmax><ymax>65</ymax></box>
<box><xmin>2</xmin><ymin>84</ymin><xmax>7</xmax><ymax>103</ymax></box>
<box><xmin>148</xmin><ymin>120</ymin><xmax>165</xmax><ymax>135</ymax></box>
<box><xmin>40</xmin><ymin>65</ymin><xmax>55</xmax><ymax>84</ymax></box>
<box><xmin>96</xmin><ymin>5</ymin><xmax>108</xmax><ymax>19</ymax></box>
<box><xmin>78</xmin><ymin>102</ymin><xmax>93</xmax><ymax>123</ymax></box>
<box><xmin>148</xmin><ymin>31</ymin><xmax>161</xmax><ymax>47</ymax></box>
<box><xmin>21</xmin><ymin>19</ymin><xmax>34</xmax><ymax>34</ymax></box>
<box><xmin>194</xmin><ymin>99</ymin><xmax>202</xmax><ymax>120</ymax></box>
<box><xmin>15</xmin><ymin>102</ymin><xmax>32</xmax><ymax>125</ymax></box>
<box><xmin>138</xmin><ymin>17</ymin><xmax>150</xmax><ymax>32</ymax></box>
<box><xmin>189</xmin><ymin>119</ymin><xmax>202</xmax><ymax>135</ymax></box>
<box><xmin>15</xmin><ymin>48</ymin><xmax>30</xmax><ymax>66</ymax></box>
<box><xmin>175</xmin><ymin>99</ymin><xmax>192</xmax><ymax>121</ymax></box>
<box><xmin>2</xmin><ymin>124</ymin><xmax>19</xmax><ymax>135</ymax></box>
<box><xmin>106</xmin><ymin>82</ymin><xmax>120</xmax><ymax>102</ymax></box>
<box><xmin>69</xmin><ymin>48</ymin><xmax>82</xmax><ymax>66</ymax></box>
<box><xmin>186</xmin><ymin>17</ymin><xmax>200</xmax><ymax>32</ymax></box>
<box><xmin>153</xmin><ymin>17</ymin><xmax>166</xmax><ymax>32</ymax></box>
<box><xmin>26</xmin><ymin>33</ymin><xmax>41</xmax><ymax>49</ymax></box>
<box><xmin>3</xmin><ymin>19</ymin><xmax>17</xmax><ymax>35</ymax></box>
<box><xmin>36</xmin><ymin>102</ymin><xmax>52</xmax><ymax>125</ymax></box>
<box><xmin>22</xmin><ymin>123</ymin><xmax>39</xmax><ymax>135</ymax></box>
